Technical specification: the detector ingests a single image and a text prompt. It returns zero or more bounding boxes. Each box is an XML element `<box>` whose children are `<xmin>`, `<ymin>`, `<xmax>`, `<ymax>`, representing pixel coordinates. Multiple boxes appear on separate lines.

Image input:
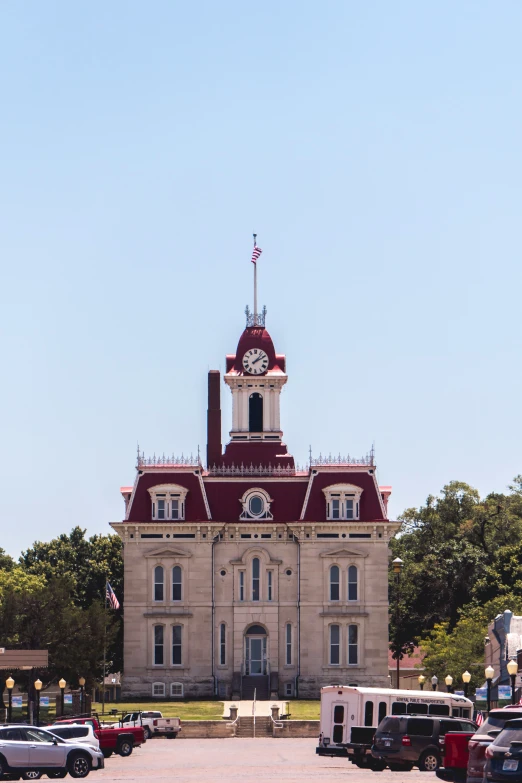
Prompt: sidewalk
<box><xmin>222</xmin><ymin>700</ymin><xmax>288</xmax><ymax>717</ymax></box>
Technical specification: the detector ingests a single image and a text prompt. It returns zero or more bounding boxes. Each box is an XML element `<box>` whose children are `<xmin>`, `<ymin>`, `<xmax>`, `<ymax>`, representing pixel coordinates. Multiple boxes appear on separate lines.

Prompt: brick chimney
<box><xmin>206</xmin><ymin>370</ymin><xmax>222</xmax><ymax>468</ymax></box>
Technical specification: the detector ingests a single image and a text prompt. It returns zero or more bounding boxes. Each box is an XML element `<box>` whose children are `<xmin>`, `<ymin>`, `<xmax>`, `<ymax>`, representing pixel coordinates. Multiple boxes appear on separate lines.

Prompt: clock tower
<box><xmin>221</xmin><ymin>306</ymin><xmax>291</xmax><ymax>468</ymax></box>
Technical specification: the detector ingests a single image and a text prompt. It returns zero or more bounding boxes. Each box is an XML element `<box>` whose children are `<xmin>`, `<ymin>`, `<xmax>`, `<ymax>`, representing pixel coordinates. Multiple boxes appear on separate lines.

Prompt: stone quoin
<box><xmin>111</xmin><ymin>291</ymin><xmax>400</xmax><ymax>700</ymax></box>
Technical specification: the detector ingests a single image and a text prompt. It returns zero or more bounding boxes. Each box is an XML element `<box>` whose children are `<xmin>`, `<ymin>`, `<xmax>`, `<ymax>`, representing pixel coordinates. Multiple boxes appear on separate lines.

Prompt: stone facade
<box><xmin>111</xmin><ymin>305</ymin><xmax>399</xmax><ymax>699</ymax></box>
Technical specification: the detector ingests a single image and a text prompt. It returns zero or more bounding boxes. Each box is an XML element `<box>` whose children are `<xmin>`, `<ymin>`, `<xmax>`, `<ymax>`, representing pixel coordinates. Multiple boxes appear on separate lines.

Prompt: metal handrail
<box><xmin>270</xmin><ymin>715</ymin><xmax>284</xmax><ymax>730</ymax></box>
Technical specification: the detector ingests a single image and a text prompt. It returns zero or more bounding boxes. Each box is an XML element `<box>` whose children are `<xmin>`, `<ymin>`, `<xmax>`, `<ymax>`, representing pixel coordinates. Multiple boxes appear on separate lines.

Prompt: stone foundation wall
<box><xmin>178</xmin><ymin>721</ymin><xmax>235</xmax><ymax>739</ymax></box>
<box><xmin>122</xmin><ymin>675</ymin><xmax>214</xmax><ymax>700</ymax></box>
<box><xmin>273</xmin><ymin>720</ymin><xmax>320</xmax><ymax>738</ymax></box>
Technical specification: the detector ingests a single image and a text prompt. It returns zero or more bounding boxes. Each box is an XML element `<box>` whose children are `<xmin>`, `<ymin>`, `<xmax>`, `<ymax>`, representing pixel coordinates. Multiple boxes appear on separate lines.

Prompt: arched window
<box><xmin>348</xmin><ymin>565</ymin><xmax>358</xmax><ymax>601</ymax></box>
<box><xmin>249</xmin><ymin>393</ymin><xmax>263</xmax><ymax>432</ymax></box>
<box><xmin>220</xmin><ymin>623</ymin><xmax>226</xmax><ymax>665</ymax></box>
<box><xmin>252</xmin><ymin>557</ymin><xmax>260</xmax><ymax>601</ymax></box>
<box><xmin>348</xmin><ymin>624</ymin><xmax>358</xmax><ymax>665</ymax></box>
<box><xmin>330</xmin><ymin>565</ymin><xmax>340</xmax><ymax>601</ymax></box>
<box><xmin>153</xmin><ymin>625</ymin><xmax>164</xmax><ymax>665</ymax></box>
<box><xmin>330</xmin><ymin>624</ymin><xmax>340</xmax><ymax>665</ymax></box>
<box><xmin>172</xmin><ymin>566</ymin><xmax>182</xmax><ymax>601</ymax></box>
<box><xmin>154</xmin><ymin>566</ymin><xmax>164</xmax><ymax>602</ymax></box>
<box><xmin>172</xmin><ymin>625</ymin><xmax>182</xmax><ymax>665</ymax></box>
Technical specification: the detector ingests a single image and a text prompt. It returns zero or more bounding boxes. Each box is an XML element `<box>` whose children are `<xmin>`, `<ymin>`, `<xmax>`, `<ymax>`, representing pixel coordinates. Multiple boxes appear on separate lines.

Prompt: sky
<box><xmin>1</xmin><ymin>1</ymin><xmax>521</xmax><ymax>557</ymax></box>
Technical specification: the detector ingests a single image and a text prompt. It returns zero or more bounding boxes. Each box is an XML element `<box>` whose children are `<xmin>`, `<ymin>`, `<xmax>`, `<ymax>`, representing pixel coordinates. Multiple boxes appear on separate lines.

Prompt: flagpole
<box><xmin>102</xmin><ymin>580</ymin><xmax>107</xmax><ymax>716</ymax></box>
<box><xmin>253</xmin><ymin>233</ymin><xmax>257</xmax><ymax>325</ymax></box>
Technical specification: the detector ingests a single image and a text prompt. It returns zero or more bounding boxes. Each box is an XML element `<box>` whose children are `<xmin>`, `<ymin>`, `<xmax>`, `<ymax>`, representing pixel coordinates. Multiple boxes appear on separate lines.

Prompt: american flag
<box><xmin>106</xmin><ymin>582</ymin><xmax>120</xmax><ymax>610</ymax></box>
<box><xmin>251</xmin><ymin>246</ymin><xmax>262</xmax><ymax>264</ymax></box>
<box><xmin>475</xmin><ymin>711</ymin><xmax>484</xmax><ymax>727</ymax></box>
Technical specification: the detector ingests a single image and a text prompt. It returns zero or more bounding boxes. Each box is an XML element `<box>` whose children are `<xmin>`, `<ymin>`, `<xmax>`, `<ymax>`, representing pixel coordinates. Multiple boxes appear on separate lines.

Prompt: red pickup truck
<box><xmin>52</xmin><ymin>716</ymin><xmax>145</xmax><ymax>758</ymax></box>
<box><xmin>437</xmin><ymin>708</ymin><xmax>522</xmax><ymax>783</ymax></box>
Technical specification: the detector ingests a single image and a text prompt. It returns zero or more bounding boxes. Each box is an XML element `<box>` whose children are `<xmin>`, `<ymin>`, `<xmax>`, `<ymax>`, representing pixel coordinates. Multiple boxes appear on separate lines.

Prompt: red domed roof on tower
<box><xmin>226</xmin><ymin>325</ymin><xmax>285</xmax><ymax>375</ymax></box>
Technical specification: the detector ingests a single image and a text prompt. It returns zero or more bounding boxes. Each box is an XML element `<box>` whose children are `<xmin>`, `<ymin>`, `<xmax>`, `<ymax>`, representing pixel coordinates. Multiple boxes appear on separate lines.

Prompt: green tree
<box><xmin>20</xmin><ymin>527</ymin><xmax>123</xmax><ymax>609</ymax></box>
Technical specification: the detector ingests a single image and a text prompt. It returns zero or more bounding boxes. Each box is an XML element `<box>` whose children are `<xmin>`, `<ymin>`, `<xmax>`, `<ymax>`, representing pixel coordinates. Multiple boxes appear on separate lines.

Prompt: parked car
<box><xmin>48</xmin><ymin>724</ymin><xmax>100</xmax><ymax>751</ymax></box>
<box><xmin>372</xmin><ymin>715</ymin><xmax>477</xmax><ymax>771</ymax></box>
<box><xmin>0</xmin><ymin>725</ymin><xmax>104</xmax><ymax>779</ymax></box>
<box><xmin>52</xmin><ymin>715</ymin><xmax>145</xmax><ymax>758</ymax></box>
<box><xmin>484</xmin><ymin>718</ymin><xmax>522</xmax><ymax>782</ymax></box>
<box><xmin>120</xmin><ymin>712</ymin><xmax>181</xmax><ymax>739</ymax></box>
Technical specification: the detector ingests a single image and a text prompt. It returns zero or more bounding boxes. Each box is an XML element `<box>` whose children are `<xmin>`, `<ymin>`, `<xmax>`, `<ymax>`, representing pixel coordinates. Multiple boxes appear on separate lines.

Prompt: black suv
<box><xmin>372</xmin><ymin>715</ymin><xmax>478</xmax><ymax>771</ymax></box>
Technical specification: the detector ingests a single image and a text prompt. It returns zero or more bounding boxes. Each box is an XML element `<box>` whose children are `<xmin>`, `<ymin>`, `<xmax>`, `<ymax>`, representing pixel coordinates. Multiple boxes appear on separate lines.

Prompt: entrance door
<box><xmin>245</xmin><ymin>636</ymin><xmax>267</xmax><ymax>675</ymax></box>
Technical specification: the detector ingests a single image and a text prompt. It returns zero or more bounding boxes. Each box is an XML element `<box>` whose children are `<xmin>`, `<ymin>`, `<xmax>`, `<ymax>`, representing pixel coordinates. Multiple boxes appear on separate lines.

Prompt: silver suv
<box><xmin>0</xmin><ymin>725</ymin><xmax>104</xmax><ymax>779</ymax></box>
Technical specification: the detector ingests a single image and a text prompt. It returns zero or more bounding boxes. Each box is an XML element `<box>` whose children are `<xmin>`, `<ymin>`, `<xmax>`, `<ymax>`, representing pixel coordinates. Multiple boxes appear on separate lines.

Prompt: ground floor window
<box><xmin>220</xmin><ymin>623</ymin><xmax>226</xmax><ymax>665</ymax></box>
<box><xmin>286</xmin><ymin>623</ymin><xmax>292</xmax><ymax>665</ymax></box>
<box><xmin>348</xmin><ymin>624</ymin><xmax>358</xmax><ymax>665</ymax></box>
<box><xmin>330</xmin><ymin>624</ymin><xmax>340</xmax><ymax>665</ymax></box>
<box><xmin>152</xmin><ymin>682</ymin><xmax>165</xmax><ymax>697</ymax></box>
<box><xmin>154</xmin><ymin>625</ymin><xmax>164</xmax><ymax>665</ymax></box>
<box><xmin>285</xmin><ymin>682</ymin><xmax>293</xmax><ymax>696</ymax></box>
<box><xmin>172</xmin><ymin>625</ymin><xmax>182</xmax><ymax>665</ymax></box>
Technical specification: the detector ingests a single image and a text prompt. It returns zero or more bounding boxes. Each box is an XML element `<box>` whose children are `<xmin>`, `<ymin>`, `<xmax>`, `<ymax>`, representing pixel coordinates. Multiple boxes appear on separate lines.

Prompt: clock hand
<box><xmin>252</xmin><ymin>354</ymin><xmax>265</xmax><ymax>365</ymax></box>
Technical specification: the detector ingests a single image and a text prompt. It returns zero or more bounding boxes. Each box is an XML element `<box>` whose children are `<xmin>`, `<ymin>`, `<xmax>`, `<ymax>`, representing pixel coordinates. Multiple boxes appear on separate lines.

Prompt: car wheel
<box><xmin>47</xmin><ymin>773</ymin><xmax>68</xmax><ymax>779</ymax></box>
<box><xmin>144</xmin><ymin>727</ymin><xmax>152</xmax><ymax>740</ymax></box>
<box><xmin>21</xmin><ymin>772</ymin><xmax>43</xmax><ymax>780</ymax></box>
<box><xmin>102</xmin><ymin>750</ymin><xmax>113</xmax><ymax>759</ymax></box>
<box><xmin>117</xmin><ymin>739</ymin><xmax>133</xmax><ymax>757</ymax></box>
<box><xmin>418</xmin><ymin>750</ymin><xmax>441</xmax><ymax>771</ymax></box>
<box><xmin>67</xmin><ymin>752</ymin><xmax>91</xmax><ymax>779</ymax></box>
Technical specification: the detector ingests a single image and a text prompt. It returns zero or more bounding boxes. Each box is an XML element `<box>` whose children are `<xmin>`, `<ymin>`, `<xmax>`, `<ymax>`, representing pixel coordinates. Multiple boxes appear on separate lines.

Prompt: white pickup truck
<box><xmin>121</xmin><ymin>711</ymin><xmax>181</xmax><ymax>740</ymax></box>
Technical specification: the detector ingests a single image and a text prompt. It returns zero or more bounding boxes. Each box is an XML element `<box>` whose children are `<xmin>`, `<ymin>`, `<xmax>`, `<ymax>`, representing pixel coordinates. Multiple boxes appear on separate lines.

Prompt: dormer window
<box><xmin>239</xmin><ymin>488</ymin><xmax>273</xmax><ymax>520</ymax></box>
<box><xmin>149</xmin><ymin>485</ymin><xmax>188</xmax><ymax>521</ymax></box>
<box><xmin>323</xmin><ymin>484</ymin><xmax>363</xmax><ymax>521</ymax></box>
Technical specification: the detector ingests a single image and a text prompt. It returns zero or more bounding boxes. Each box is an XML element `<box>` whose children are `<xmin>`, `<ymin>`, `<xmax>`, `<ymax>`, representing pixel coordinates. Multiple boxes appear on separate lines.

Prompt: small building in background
<box><xmin>388</xmin><ymin>646</ymin><xmax>425</xmax><ymax>689</ymax></box>
<box><xmin>485</xmin><ymin>609</ymin><xmax>522</xmax><ymax>686</ymax></box>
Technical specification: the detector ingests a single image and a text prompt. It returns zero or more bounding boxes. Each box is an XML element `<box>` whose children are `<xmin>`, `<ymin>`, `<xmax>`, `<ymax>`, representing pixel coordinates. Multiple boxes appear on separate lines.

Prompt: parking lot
<box><xmin>96</xmin><ymin>738</ymin><xmax>433</xmax><ymax>782</ymax></box>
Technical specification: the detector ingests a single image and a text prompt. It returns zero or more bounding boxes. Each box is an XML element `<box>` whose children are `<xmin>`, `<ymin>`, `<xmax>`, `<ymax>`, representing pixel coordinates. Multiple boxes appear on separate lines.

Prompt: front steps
<box><xmin>236</xmin><ymin>716</ymin><xmax>272</xmax><ymax>738</ymax></box>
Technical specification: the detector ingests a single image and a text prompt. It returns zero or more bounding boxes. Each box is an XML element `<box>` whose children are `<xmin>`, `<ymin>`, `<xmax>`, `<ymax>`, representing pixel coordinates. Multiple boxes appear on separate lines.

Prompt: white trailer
<box><xmin>317</xmin><ymin>685</ymin><xmax>473</xmax><ymax>758</ymax></box>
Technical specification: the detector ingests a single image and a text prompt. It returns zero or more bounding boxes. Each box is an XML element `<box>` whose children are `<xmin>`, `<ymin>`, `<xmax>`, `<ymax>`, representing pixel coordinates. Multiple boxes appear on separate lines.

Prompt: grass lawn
<box><xmin>287</xmin><ymin>700</ymin><xmax>320</xmax><ymax>720</ymax></box>
<box><xmin>92</xmin><ymin>701</ymin><xmax>224</xmax><ymax>721</ymax></box>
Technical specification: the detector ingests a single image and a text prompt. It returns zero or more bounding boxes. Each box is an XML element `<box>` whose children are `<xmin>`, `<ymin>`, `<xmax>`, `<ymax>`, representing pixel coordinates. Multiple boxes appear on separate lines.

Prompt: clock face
<box><xmin>242</xmin><ymin>348</ymin><xmax>269</xmax><ymax>374</ymax></box>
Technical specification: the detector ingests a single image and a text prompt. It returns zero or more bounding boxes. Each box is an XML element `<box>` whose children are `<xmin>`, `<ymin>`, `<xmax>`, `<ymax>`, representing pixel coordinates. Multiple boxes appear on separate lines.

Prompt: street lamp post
<box><xmin>392</xmin><ymin>557</ymin><xmax>404</xmax><ymax>689</ymax></box>
<box><xmin>59</xmin><ymin>679</ymin><xmax>66</xmax><ymax>717</ymax></box>
<box><xmin>6</xmin><ymin>676</ymin><xmax>14</xmax><ymax>723</ymax></box>
<box><xmin>462</xmin><ymin>671</ymin><xmax>471</xmax><ymax>699</ymax></box>
<box><xmin>418</xmin><ymin>675</ymin><xmax>425</xmax><ymax>691</ymax></box>
<box><xmin>485</xmin><ymin>666</ymin><xmax>494</xmax><ymax>714</ymax></box>
<box><xmin>445</xmin><ymin>675</ymin><xmax>453</xmax><ymax>694</ymax></box>
<box><xmin>507</xmin><ymin>660</ymin><xmax>518</xmax><ymax>706</ymax></box>
<box><xmin>79</xmin><ymin>677</ymin><xmax>86</xmax><ymax>715</ymax></box>
<box><xmin>431</xmin><ymin>675</ymin><xmax>438</xmax><ymax>691</ymax></box>
<box><xmin>34</xmin><ymin>679</ymin><xmax>42</xmax><ymax>726</ymax></box>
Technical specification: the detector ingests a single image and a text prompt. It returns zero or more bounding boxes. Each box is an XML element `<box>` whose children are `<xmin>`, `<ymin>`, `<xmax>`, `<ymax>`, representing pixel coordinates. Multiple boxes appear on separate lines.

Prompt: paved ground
<box><xmin>96</xmin><ymin>738</ymin><xmax>433</xmax><ymax>782</ymax></box>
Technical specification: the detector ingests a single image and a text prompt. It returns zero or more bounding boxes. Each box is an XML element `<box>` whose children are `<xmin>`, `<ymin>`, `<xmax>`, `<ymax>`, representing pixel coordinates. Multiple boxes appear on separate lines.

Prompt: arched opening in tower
<box><xmin>249</xmin><ymin>393</ymin><xmax>263</xmax><ymax>432</ymax></box>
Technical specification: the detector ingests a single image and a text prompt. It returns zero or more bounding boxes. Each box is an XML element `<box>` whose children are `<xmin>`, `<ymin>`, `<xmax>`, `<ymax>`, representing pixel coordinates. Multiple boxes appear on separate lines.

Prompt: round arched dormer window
<box><xmin>249</xmin><ymin>495</ymin><xmax>264</xmax><ymax>516</ymax></box>
<box><xmin>239</xmin><ymin>488</ymin><xmax>273</xmax><ymax>520</ymax></box>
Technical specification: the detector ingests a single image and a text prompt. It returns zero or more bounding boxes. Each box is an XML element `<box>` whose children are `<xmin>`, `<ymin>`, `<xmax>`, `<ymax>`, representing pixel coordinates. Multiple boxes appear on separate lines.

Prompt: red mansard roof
<box><xmin>124</xmin><ymin>465</ymin><xmax>390</xmax><ymax>524</ymax></box>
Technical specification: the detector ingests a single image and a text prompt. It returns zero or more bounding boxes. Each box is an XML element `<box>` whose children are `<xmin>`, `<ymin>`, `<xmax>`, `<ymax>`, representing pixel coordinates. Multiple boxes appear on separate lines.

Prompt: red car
<box><xmin>51</xmin><ymin>716</ymin><xmax>145</xmax><ymax>759</ymax></box>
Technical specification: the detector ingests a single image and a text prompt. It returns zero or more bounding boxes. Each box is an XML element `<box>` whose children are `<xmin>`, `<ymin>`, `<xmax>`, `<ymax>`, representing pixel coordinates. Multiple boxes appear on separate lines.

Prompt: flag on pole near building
<box><xmin>475</xmin><ymin>711</ymin><xmax>484</xmax><ymax>727</ymax></box>
<box><xmin>106</xmin><ymin>582</ymin><xmax>120</xmax><ymax>610</ymax></box>
<box><xmin>251</xmin><ymin>246</ymin><xmax>262</xmax><ymax>264</ymax></box>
